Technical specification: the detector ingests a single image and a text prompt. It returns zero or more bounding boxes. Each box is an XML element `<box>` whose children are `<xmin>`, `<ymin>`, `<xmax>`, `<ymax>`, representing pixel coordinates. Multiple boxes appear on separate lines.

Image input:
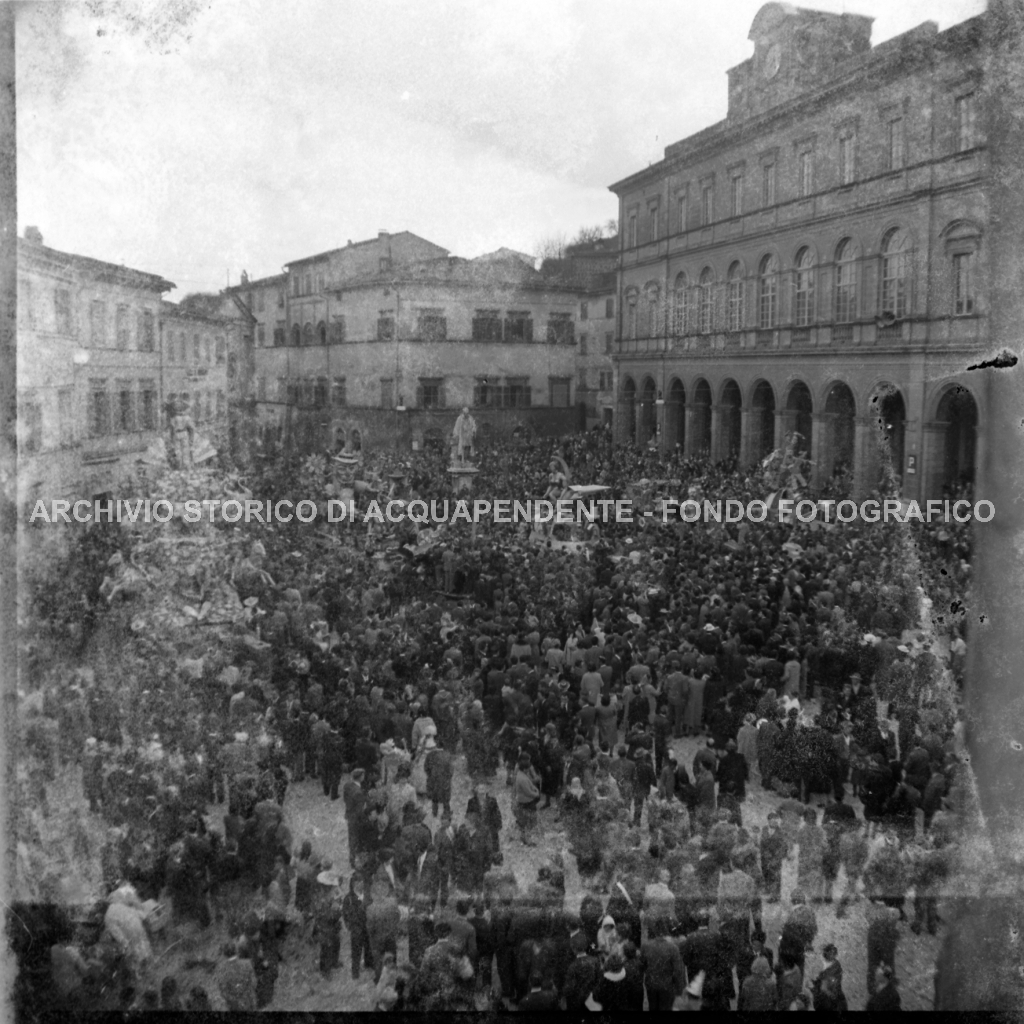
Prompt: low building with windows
<box><xmin>17</xmin><ymin>227</ymin><xmax>174</xmax><ymax>508</ymax></box>
<box><xmin>610</xmin><ymin>3</ymin><xmax>988</xmax><ymax>500</ymax></box>
<box><xmin>230</xmin><ymin>232</ymin><xmax>581</xmax><ymax>454</ymax></box>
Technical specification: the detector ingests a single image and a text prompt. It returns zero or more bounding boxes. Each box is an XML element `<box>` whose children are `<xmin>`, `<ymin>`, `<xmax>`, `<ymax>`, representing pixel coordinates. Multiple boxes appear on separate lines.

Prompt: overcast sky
<box><xmin>17</xmin><ymin>0</ymin><xmax>985</xmax><ymax>299</ymax></box>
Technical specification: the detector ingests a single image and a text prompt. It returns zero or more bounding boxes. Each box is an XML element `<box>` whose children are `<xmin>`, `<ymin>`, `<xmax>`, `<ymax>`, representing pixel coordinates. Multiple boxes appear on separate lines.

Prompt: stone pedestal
<box><xmin>448</xmin><ymin>465</ymin><xmax>479</xmax><ymax>495</ymax></box>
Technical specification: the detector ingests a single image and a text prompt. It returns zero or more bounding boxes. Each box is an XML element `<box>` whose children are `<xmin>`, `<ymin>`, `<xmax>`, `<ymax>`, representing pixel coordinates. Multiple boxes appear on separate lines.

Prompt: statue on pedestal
<box><xmin>168</xmin><ymin>398</ymin><xmax>196</xmax><ymax>471</ymax></box>
<box><xmin>451</xmin><ymin>407</ymin><xmax>477</xmax><ymax>467</ymax></box>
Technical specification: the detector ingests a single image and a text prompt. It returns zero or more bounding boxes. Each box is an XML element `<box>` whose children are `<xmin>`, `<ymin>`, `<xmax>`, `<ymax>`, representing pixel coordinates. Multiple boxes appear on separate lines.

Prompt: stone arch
<box><xmin>821</xmin><ymin>381</ymin><xmax>856</xmax><ymax>482</ymax></box>
<box><xmin>929</xmin><ymin>383</ymin><xmax>979</xmax><ymax>497</ymax></box>
<box><xmin>868</xmin><ymin>383</ymin><xmax>907</xmax><ymax>490</ymax></box>
<box><xmin>749</xmin><ymin>379</ymin><xmax>776</xmax><ymax>463</ymax></box>
<box><xmin>782</xmin><ymin>379</ymin><xmax>813</xmax><ymax>457</ymax></box>
<box><xmin>640</xmin><ymin>376</ymin><xmax>658</xmax><ymax>443</ymax></box>
<box><xmin>317</xmin><ymin>321</ymin><xmax>327</xmax><ymax>346</ymax></box>
<box><xmin>667</xmin><ymin>377</ymin><xmax>685</xmax><ymax>450</ymax></box>
<box><xmin>691</xmin><ymin>377</ymin><xmax>713</xmax><ymax>456</ymax></box>
<box><xmin>621</xmin><ymin>376</ymin><xmax>637</xmax><ymax>442</ymax></box>
<box><xmin>719</xmin><ymin>378</ymin><xmax>742</xmax><ymax>461</ymax></box>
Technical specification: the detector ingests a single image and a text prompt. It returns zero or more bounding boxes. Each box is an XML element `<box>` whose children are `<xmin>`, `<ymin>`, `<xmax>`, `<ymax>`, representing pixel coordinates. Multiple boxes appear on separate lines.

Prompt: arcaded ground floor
<box><xmin>615</xmin><ymin>349</ymin><xmax>986</xmax><ymax>501</ymax></box>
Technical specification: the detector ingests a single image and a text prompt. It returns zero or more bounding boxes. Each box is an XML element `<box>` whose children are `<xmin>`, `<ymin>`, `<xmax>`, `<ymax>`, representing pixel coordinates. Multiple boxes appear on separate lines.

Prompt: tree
<box><xmin>534</xmin><ymin>232</ymin><xmax>569</xmax><ymax>262</ymax></box>
<box><xmin>570</xmin><ymin>225</ymin><xmax>605</xmax><ymax>246</ymax></box>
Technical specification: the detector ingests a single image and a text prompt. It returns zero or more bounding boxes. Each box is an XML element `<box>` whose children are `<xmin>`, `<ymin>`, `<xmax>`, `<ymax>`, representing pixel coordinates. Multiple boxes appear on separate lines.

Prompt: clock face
<box><xmin>765</xmin><ymin>42</ymin><xmax>782</xmax><ymax>79</ymax></box>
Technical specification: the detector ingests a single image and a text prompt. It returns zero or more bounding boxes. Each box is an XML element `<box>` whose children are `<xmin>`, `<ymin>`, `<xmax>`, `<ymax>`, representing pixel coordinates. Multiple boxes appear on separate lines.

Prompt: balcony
<box><xmin>832</xmin><ymin>323</ymin><xmax>854</xmax><ymax>344</ymax></box>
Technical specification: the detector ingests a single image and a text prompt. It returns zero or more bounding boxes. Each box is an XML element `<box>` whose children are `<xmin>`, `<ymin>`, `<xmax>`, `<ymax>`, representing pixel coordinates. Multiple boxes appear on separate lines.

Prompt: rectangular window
<box><xmin>578</xmin><ymin>369</ymin><xmax>588</xmax><ymax>391</ymax></box>
<box><xmin>887</xmin><ymin>117</ymin><xmax>904</xmax><ymax>171</ymax></box>
<box><xmin>579</xmin><ymin>332</ymin><xmax>588</xmax><ymax>355</ymax></box>
<box><xmin>116</xmin><ymin>305</ymin><xmax>130</xmax><ymax>350</ymax></box>
<box><xmin>205</xmin><ymin>391</ymin><xmax>213</xmax><ymax>421</ymax></box>
<box><xmin>329</xmin><ymin>317</ymin><xmax>346</xmax><ymax>344</ymax></box>
<box><xmin>953</xmin><ymin>252</ymin><xmax>975</xmax><ymax>315</ymax></box>
<box><xmin>628</xmin><ymin>214</ymin><xmax>637</xmax><ymax>247</ymax></box>
<box><xmin>728</xmin><ymin>277</ymin><xmax>744</xmax><ymax>332</ymax></box>
<box><xmin>418</xmin><ymin>378</ymin><xmax>444</xmax><ymax>409</ymax></box>
<box><xmin>257</xmin><ymin>324</ymin><xmax>266</xmax><ymax>346</ymax></box>
<box><xmin>838</xmin><ymin>133</ymin><xmax>855</xmax><ymax>185</ymax></box>
<box><xmin>605</xmin><ymin>331</ymin><xmax>614</xmax><ymax>354</ymax></box>
<box><xmin>140</xmin><ymin>385</ymin><xmax>157</xmax><ymax>430</ymax></box>
<box><xmin>505</xmin><ymin>378</ymin><xmax>531</xmax><ymax>408</ymax></box>
<box><xmin>648</xmin><ymin>204</ymin><xmax>659</xmax><ymax>241</ymax></box>
<box><xmin>380</xmin><ymin>378</ymin><xmax>394</xmax><ymax>409</ymax></box>
<box><xmin>955</xmin><ymin>93</ymin><xmax>976</xmax><ymax>152</ymax></box>
<box><xmin>204</xmin><ymin>336</ymin><xmax>212</xmax><ymax>363</ymax></box>
<box><xmin>116</xmin><ymin>384</ymin><xmax>135</xmax><ymax>433</ymax></box>
<box><xmin>332</xmin><ymin>377</ymin><xmax>347</xmax><ymax>406</ymax></box>
<box><xmin>504</xmin><ymin>312</ymin><xmax>533</xmax><ymax>343</ymax></box>
<box><xmin>549</xmin><ymin>377</ymin><xmax>571</xmax><ymax>408</ymax></box>
<box><xmin>256</xmin><ymin>290</ymin><xmax>265</xmax><ymax>313</ymax></box>
<box><xmin>416</xmin><ymin>310</ymin><xmax>446</xmax><ymax>343</ymax></box>
<box><xmin>474</xmin><ymin>377</ymin><xmax>498</xmax><ymax>407</ymax></box>
<box><xmin>140</xmin><ymin>310</ymin><xmax>154</xmax><ymax>352</ymax></box>
<box><xmin>546</xmin><ymin>313</ymin><xmax>574</xmax><ymax>345</ymax></box>
<box><xmin>798</xmin><ymin>150</ymin><xmax>814</xmax><ymax>197</ymax></box>
<box><xmin>304</xmin><ymin>274</ymin><xmax>312</xmax><ymax>296</ymax></box>
<box><xmin>605</xmin><ymin>297</ymin><xmax>614</xmax><ymax>319</ymax></box>
<box><xmin>762</xmin><ymin>162</ymin><xmax>776</xmax><ymax>207</ymax></box>
<box><xmin>193</xmin><ymin>334</ymin><xmax>201</xmax><ymax>362</ymax></box>
<box><xmin>58</xmin><ymin>388</ymin><xmax>74</xmax><ymax>445</ymax></box>
<box><xmin>580</xmin><ymin>301</ymin><xmax>589</xmax><ymax>321</ymax></box>
<box><xmin>677</xmin><ymin>192</ymin><xmax>688</xmax><ymax>232</ymax></box>
<box><xmin>292</xmin><ymin>276</ymin><xmax>299</xmax><ymax>297</ymax></box>
<box><xmin>314</xmin><ymin>377</ymin><xmax>329</xmax><ymax>408</ymax></box>
<box><xmin>22</xmin><ymin>400</ymin><xmax>43</xmax><ymax>454</ymax></box>
<box><xmin>471</xmin><ymin>310</ymin><xmax>503</xmax><ymax>342</ymax></box>
<box><xmin>730</xmin><ymin>173</ymin><xmax>743</xmax><ymax>217</ymax></box>
<box><xmin>379</xmin><ymin>256</ymin><xmax>393</xmax><ymax>274</ymax></box>
<box><xmin>274</xmin><ymin>323</ymin><xmax>286</xmax><ymax>346</ymax></box>
<box><xmin>90</xmin><ymin>301</ymin><xmax>106</xmax><ymax>346</ymax></box>
<box><xmin>377</xmin><ymin>315</ymin><xmax>395</xmax><ymax>342</ymax></box>
<box><xmin>20</xmin><ymin>279</ymin><xmax>34</xmax><ymax>328</ymax></box>
<box><xmin>89</xmin><ymin>382</ymin><xmax>110</xmax><ymax>436</ymax></box>
<box><xmin>701</xmin><ymin>184</ymin><xmax>714</xmax><ymax>225</ymax></box>
<box><xmin>55</xmin><ymin>288</ymin><xmax>72</xmax><ymax>335</ymax></box>
<box><xmin>316</xmin><ymin>274</ymin><xmax>324</xmax><ymax>293</ymax></box>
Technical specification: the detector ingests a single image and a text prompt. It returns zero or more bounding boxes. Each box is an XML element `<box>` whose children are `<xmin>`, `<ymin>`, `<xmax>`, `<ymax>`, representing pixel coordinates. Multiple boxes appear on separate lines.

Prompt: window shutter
<box><xmin>524</xmin><ymin>386</ymin><xmax>532</xmax><ymax>408</ymax></box>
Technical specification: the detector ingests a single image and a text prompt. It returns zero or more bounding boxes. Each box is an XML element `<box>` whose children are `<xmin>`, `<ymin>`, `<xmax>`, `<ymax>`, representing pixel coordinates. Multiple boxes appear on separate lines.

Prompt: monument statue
<box><xmin>451</xmin><ymin>407</ymin><xmax>477</xmax><ymax>466</ymax></box>
<box><xmin>168</xmin><ymin>398</ymin><xmax>196</xmax><ymax>470</ymax></box>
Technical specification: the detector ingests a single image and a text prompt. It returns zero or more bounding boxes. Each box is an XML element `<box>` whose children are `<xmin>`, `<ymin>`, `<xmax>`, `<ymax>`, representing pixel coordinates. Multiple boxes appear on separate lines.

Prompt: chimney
<box><xmin>24</xmin><ymin>226</ymin><xmax>43</xmax><ymax>245</ymax></box>
<box><xmin>378</xmin><ymin>230</ymin><xmax>389</xmax><ymax>239</ymax></box>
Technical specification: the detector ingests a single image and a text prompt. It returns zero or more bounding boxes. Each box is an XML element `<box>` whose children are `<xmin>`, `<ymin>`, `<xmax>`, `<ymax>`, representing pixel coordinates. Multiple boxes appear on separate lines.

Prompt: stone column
<box><xmin>739</xmin><ymin>406</ymin><xmax>752</xmax><ymax>468</ymax></box>
<box><xmin>810</xmin><ymin>413</ymin><xmax>827</xmax><ymax>489</ymax></box>
<box><xmin>683</xmin><ymin>404</ymin><xmax>696</xmax><ymax>458</ymax></box>
<box><xmin>709</xmin><ymin>404</ymin><xmax>721</xmax><ymax>462</ymax></box>
<box><xmin>852</xmin><ymin>415</ymin><xmax>874</xmax><ymax>499</ymax></box>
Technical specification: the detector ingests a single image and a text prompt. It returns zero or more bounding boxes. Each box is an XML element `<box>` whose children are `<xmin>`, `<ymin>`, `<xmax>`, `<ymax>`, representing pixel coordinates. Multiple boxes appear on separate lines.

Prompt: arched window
<box><xmin>291</xmin><ymin>324</ymin><xmax>301</xmax><ymax>347</ymax></box>
<box><xmin>699</xmin><ymin>268</ymin><xmax>714</xmax><ymax>334</ymax></box>
<box><xmin>881</xmin><ymin>228</ymin><xmax>910</xmax><ymax>318</ymax></box>
<box><xmin>758</xmin><ymin>254</ymin><xmax>778</xmax><ymax>328</ymax></box>
<box><xmin>673</xmin><ymin>272</ymin><xmax>688</xmax><ymax>335</ymax></box>
<box><xmin>626</xmin><ymin>291</ymin><xmax>638</xmax><ymax>340</ymax></box>
<box><xmin>793</xmin><ymin>247</ymin><xmax>815</xmax><ymax>326</ymax></box>
<box><xmin>317</xmin><ymin>321</ymin><xmax>327</xmax><ymax>345</ymax></box>
<box><xmin>178</xmin><ymin>333</ymin><xmax>186</xmax><ymax>363</ymax></box>
<box><xmin>302</xmin><ymin>322</ymin><xmax>314</xmax><ymax>346</ymax></box>
<box><xmin>834</xmin><ymin>238</ymin><xmax>858</xmax><ymax>323</ymax></box>
<box><xmin>727</xmin><ymin>262</ymin><xmax>744</xmax><ymax>332</ymax></box>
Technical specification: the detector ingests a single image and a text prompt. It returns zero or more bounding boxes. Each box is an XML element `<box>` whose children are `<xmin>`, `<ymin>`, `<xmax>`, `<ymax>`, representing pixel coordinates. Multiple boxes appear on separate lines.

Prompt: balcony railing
<box><xmin>833</xmin><ymin>323</ymin><xmax>853</xmax><ymax>343</ymax></box>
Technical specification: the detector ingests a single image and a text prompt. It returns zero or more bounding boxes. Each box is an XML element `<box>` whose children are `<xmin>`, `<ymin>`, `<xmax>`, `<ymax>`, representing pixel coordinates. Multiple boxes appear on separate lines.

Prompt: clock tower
<box><xmin>727</xmin><ymin>4</ymin><xmax>874</xmax><ymax>120</ymax></box>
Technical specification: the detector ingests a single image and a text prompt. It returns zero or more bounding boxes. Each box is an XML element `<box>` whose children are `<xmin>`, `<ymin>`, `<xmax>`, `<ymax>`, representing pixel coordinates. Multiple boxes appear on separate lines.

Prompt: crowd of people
<box><xmin>17</xmin><ymin>428</ymin><xmax>971</xmax><ymax>1012</ymax></box>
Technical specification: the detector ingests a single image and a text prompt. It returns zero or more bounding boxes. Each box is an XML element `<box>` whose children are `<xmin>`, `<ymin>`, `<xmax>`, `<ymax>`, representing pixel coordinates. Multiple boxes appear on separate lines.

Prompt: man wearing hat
<box><xmin>313</xmin><ymin>872</ymin><xmax>344</xmax><ymax>977</ymax></box>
